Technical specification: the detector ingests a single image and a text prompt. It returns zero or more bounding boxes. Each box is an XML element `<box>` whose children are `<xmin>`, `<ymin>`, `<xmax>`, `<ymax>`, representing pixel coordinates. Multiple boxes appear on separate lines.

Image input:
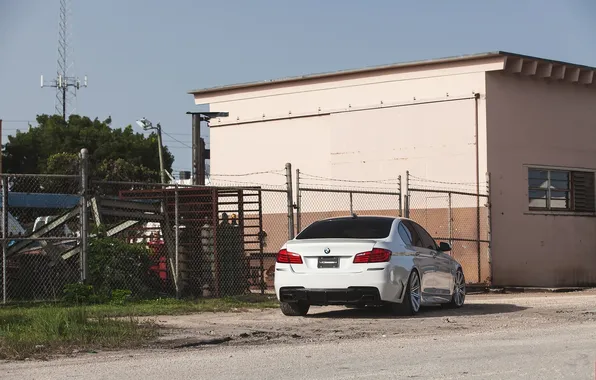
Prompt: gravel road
<box><xmin>3</xmin><ymin>290</ymin><xmax>596</xmax><ymax>379</ymax></box>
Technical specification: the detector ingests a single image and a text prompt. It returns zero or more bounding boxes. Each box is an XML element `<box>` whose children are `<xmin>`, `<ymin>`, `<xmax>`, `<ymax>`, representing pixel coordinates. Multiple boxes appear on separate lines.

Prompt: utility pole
<box><xmin>156</xmin><ymin>123</ymin><xmax>166</xmax><ymax>184</ymax></box>
<box><xmin>186</xmin><ymin>111</ymin><xmax>229</xmax><ymax>185</ymax></box>
<box><xmin>0</xmin><ymin>119</ymin><xmax>3</xmax><ymax>174</ymax></box>
<box><xmin>136</xmin><ymin>118</ymin><xmax>166</xmax><ymax>184</ymax></box>
<box><xmin>41</xmin><ymin>0</ymin><xmax>87</xmax><ymax>120</ymax></box>
<box><xmin>191</xmin><ymin>113</ymin><xmax>204</xmax><ymax>186</ymax></box>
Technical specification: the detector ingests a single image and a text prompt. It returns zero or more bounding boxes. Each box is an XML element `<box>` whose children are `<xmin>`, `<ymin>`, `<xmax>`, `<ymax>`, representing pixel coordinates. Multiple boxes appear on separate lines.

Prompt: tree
<box><xmin>2</xmin><ymin>114</ymin><xmax>175</xmax><ymax>183</ymax></box>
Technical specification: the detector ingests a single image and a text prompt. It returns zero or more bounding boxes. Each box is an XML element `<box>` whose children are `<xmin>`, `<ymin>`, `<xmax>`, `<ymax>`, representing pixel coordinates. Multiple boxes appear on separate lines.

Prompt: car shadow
<box><xmin>306</xmin><ymin>303</ymin><xmax>528</xmax><ymax>319</ymax></box>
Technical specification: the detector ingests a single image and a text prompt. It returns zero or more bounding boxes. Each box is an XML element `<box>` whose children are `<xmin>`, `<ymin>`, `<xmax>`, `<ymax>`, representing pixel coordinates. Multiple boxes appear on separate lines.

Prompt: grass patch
<box><xmin>0</xmin><ymin>307</ymin><xmax>156</xmax><ymax>360</ymax></box>
<box><xmin>85</xmin><ymin>294</ymin><xmax>280</xmax><ymax>317</ymax></box>
<box><xmin>0</xmin><ymin>294</ymin><xmax>279</xmax><ymax>360</ymax></box>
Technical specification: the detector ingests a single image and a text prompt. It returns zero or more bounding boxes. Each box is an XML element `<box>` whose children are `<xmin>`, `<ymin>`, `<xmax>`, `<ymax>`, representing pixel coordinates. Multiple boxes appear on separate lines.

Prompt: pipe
<box><xmin>474</xmin><ymin>92</ymin><xmax>481</xmax><ymax>283</ymax></box>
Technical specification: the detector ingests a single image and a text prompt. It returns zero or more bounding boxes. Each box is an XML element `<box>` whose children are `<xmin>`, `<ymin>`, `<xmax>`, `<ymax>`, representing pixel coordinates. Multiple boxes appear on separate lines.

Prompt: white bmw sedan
<box><xmin>274</xmin><ymin>215</ymin><xmax>466</xmax><ymax>316</ymax></box>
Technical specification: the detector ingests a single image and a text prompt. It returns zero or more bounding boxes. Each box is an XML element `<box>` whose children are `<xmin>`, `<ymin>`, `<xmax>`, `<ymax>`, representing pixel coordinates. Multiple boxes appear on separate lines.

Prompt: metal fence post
<box><xmin>2</xmin><ymin>176</ymin><xmax>7</xmax><ymax>304</ymax></box>
<box><xmin>448</xmin><ymin>192</ymin><xmax>453</xmax><ymax>246</ymax></box>
<box><xmin>486</xmin><ymin>172</ymin><xmax>492</xmax><ymax>285</ymax></box>
<box><xmin>398</xmin><ymin>175</ymin><xmax>402</xmax><ymax>217</ymax></box>
<box><xmin>285</xmin><ymin>163</ymin><xmax>295</xmax><ymax>239</ymax></box>
<box><xmin>295</xmin><ymin>168</ymin><xmax>301</xmax><ymax>234</ymax></box>
<box><xmin>256</xmin><ymin>190</ymin><xmax>266</xmax><ymax>295</ymax></box>
<box><xmin>404</xmin><ymin>171</ymin><xmax>410</xmax><ymax>218</ymax></box>
<box><xmin>80</xmin><ymin>148</ymin><xmax>89</xmax><ymax>283</ymax></box>
<box><xmin>476</xmin><ymin>184</ymin><xmax>481</xmax><ymax>284</ymax></box>
<box><xmin>174</xmin><ymin>184</ymin><xmax>180</xmax><ymax>299</ymax></box>
<box><xmin>349</xmin><ymin>192</ymin><xmax>353</xmax><ymax>215</ymax></box>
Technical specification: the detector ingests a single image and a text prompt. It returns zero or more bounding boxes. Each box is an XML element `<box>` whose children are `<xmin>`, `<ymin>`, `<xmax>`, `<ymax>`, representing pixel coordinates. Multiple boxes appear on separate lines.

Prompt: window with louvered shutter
<box><xmin>572</xmin><ymin>171</ymin><xmax>595</xmax><ymax>212</ymax></box>
<box><xmin>528</xmin><ymin>168</ymin><xmax>595</xmax><ymax>213</ymax></box>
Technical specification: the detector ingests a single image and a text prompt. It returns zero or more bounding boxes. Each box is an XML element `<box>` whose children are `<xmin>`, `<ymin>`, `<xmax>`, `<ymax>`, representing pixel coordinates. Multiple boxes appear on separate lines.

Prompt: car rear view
<box><xmin>274</xmin><ymin>216</ymin><xmax>399</xmax><ymax>316</ymax></box>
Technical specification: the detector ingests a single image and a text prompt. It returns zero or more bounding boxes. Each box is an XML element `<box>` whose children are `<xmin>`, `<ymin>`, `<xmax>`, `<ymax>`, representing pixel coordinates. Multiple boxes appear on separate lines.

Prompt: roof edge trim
<box><xmin>188</xmin><ymin>51</ymin><xmax>503</xmax><ymax>95</ymax></box>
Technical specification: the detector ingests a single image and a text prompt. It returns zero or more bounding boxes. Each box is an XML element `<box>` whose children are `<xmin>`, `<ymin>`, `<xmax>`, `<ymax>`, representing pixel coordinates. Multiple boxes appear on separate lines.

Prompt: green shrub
<box><xmin>63</xmin><ymin>283</ymin><xmax>99</xmax><ymax>305</ymax></box>
<box><xmin>110</xmin><ymin>289</ymin><xmax>132</xmax><ymax>305</ymax></box>
<box><xmin>88</xmin><ymin>236</ymin><xmax>160</xmax><ymax>298</ymax></box>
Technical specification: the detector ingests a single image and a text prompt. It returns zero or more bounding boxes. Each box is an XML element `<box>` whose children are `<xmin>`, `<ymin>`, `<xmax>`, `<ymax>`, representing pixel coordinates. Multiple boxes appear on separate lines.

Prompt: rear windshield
<box><xmin>296</xmin><ymin>218</ymin><xmax>394</xmax><ymax>240</ymax></box>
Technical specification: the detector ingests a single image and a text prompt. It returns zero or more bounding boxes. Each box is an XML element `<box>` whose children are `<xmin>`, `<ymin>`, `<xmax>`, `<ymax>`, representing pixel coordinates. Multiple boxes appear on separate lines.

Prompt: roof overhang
<box><xmin>501</xmin><ymin>52</ymin><xmax>596</xmax><ymax>85</ymax></box>
<box><xmin>188</xmin><ymin>51</ymin><xmax>596</xmax><ymax>97</ymax></box>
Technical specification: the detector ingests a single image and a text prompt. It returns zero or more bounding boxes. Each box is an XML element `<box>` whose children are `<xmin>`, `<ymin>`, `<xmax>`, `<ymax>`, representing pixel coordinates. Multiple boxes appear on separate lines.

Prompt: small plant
<box><xmin>110</xmin><ymin>289</ymin><xmax>132</xmax><ymax>305</ymax></box>
<box><xmin>63</xmin><ymin>283</ymin><xmax>96</xmax><ymax>305</ymax></box>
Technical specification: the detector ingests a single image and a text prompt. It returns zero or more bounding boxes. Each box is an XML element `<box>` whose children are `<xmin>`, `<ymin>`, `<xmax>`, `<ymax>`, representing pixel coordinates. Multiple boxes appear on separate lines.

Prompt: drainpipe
<box><xmin>474</xmin><ymin>92</ymin><xmax>481</xmax><ymax>283</ymax></box>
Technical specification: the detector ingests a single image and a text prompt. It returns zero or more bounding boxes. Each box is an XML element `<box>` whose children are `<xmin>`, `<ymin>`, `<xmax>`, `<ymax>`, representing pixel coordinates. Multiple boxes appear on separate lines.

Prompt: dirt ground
<box><xmin>153</xmin><ymin>289</ymin><xmax>596</xmax><ymax>348</ymax></box>
<box><xmin>4</xmin><ymin>290</ymin><xmax>596</xmax><ymax>380</ymax></box>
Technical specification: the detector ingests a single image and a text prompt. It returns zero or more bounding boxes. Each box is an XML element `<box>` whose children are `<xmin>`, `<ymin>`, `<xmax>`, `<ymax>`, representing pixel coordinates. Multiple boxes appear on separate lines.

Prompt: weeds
<box><xmin>0</xmin><ymin>294</ymin><xmax>278</xmax><ymax>360</ymax></box>
<box><xmin>0</xmin><ymin>306</ymin><xmax>155</xmax><ymax>360</ymax></box>
<box><xmin>85</xmin><ymin>294</ymin><xmax>279</xmax><ymax>317</ymax></box>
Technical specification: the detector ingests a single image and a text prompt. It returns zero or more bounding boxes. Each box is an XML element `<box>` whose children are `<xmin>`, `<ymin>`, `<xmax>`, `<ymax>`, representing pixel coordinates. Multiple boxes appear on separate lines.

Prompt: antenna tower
<box><xmin>41</xmin><ymin>0</ymin><xmax>87</xmax><ymax>121</ymax></box>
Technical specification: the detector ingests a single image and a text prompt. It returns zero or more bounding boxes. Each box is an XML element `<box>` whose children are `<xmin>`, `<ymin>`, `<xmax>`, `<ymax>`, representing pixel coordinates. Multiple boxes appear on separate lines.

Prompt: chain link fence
<box><xmin>405</xmin><ymin>173</ymin><xmax>490</xmax><ymax>285</ymax></box>
<box><xmin>0</xmin><ymin>174</ymin><xmax>82</xmax><ymax>302</ymax></box>
<box><xmin>1</xmin><ymin>160</ymin><xmax>492</xmax><ymax>303</ymax></box>
<box><xmin>296</xmin><ymin>172</ymin><xmax>402</xmax><ymax>233</ymax></box>
<box><xmin>89</xmin><ymin>180</ymin><xmax>275</xmax><ymax>299</ymax></box>
<box><xmin>208</xmin><ymin>171</ymin><xmax>291</xmax><ymax>294</ymax></box>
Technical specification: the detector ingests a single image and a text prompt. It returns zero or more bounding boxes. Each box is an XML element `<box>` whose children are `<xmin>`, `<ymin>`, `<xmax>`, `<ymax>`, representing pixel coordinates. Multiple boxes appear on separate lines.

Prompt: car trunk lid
<box><xmin>285</xmin><ymin>239</ymin><xmax>378</xmax><ymax>273</ymax></box>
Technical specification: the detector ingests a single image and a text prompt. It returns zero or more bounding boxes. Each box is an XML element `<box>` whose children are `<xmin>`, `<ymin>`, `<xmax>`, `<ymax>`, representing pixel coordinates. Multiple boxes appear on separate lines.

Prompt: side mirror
<box><xmin>438</xmin><ymin>242</ymin><xmax>451</xmax><ymax>252</ymax></box>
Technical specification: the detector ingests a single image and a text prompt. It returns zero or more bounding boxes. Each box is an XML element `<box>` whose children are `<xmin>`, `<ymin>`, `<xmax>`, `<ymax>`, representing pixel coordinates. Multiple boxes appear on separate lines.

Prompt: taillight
<box><xmin>353</xmin><ymin>248</ymin><xmax>392</xmax><ymax>263</ymax></box>
<box><xmin>277</xmin><ymin>249</ymin><xmax>303</xmax><ymax>264</ymax></box>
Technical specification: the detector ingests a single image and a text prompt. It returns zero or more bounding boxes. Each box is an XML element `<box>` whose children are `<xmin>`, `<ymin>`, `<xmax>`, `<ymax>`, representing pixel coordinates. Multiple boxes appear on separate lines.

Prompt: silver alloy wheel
<box><xmin>453</xmin><ymin>270</ymin><xmax>466</xmax><ymax>306</ymax></box>
<box><xmin>410</xmin><ymin>271</ymin><xmax>421</xmax><ymax>312</ymax></box>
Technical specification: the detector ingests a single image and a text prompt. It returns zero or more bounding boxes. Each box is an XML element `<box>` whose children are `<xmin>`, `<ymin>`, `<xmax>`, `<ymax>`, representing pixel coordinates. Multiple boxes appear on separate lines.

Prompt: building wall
<box><xmin>195</xmin><ymin>59</ymin><xmax>503</xmax><ymax>285</ymax></box>
<box><xmin>486</xmin><ymin>72</ymin><xmax>596</xmax><ymax>287</ymax></box>
<box><xmin>198</xmin><ymin>59</ymin><xmax>502</xmax><ymax>214</ymax></box>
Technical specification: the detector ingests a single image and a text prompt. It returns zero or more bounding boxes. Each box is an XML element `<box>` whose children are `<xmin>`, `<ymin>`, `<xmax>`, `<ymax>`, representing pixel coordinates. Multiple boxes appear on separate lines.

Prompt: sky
<box><xmin>1</xmin><ymin>0</ymin><xmax>595</xmax><ymax>175</ymax></box>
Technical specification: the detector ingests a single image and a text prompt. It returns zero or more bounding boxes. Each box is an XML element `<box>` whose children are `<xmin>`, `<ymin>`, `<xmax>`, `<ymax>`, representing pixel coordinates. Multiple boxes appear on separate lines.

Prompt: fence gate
<box><xmin>214</xmin><ymin>187</ymin><xmax>265</xmax><ymax>295</ymax></box>
<box><xmin>405</xmin><ymin>188</ymin><xmax>490</xmax><ymax>285</ymax></box>
<box><xmin>257</xmin><ymin>188</ymin><xmax>291</xmax><ymax>291</ymax></box>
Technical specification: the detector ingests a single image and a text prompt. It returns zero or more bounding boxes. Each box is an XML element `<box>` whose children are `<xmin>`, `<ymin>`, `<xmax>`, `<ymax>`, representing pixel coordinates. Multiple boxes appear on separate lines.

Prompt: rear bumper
<box><xmin>279</xmin><ymin>286</ymin><xmax>381</xmax><ymax>306</ymax></box>
<box><xmin>274</xmin><ymin>265</ymin><xmax>405</xmax><ymax>303</ymax></box>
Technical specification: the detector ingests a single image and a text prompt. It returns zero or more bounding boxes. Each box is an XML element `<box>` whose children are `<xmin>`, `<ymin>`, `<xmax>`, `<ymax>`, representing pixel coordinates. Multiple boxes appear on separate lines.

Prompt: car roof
<box><xmin>318</xmin><ymin>215</ymin><xmax>405</xmax><ymax>222</ymax></box>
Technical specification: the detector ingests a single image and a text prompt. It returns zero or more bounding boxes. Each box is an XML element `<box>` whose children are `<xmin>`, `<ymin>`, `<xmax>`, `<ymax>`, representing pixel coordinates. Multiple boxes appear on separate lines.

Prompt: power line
<box><xmin>161</xmin><ymin>131</ymin><xmax>192</xmax><ymax>149</ymax></box>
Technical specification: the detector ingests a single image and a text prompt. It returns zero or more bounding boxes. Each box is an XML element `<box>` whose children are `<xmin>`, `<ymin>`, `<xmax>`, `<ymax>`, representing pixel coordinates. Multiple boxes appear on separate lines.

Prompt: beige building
<box><xmin>189</xmin><ymin>51</ymin><xmax>596</xmax><ymax>288</ymax></box>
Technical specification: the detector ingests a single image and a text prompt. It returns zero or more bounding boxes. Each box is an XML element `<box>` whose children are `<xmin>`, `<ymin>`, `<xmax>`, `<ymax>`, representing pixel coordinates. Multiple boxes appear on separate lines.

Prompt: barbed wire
<box><xmin>209</xmin><ymin>169</ymin><xmax>286</xmax><ymax>178</ymax></box>
<box><xmin>299</xmin><ymin>172</ymin><xmax>401</xmax><ymax>185</ymax></box>
<box><xmin>407</xmin><ymin>183</ymin><xmax>489</xmax><ymax>196</ymax></box>
<box><xmin>207</xmin><ymin>177</ymin><xmax>286</xmax><ymax>190</ymax></box>
<box><xmin>408</xmin><ymin>174</ymin><xmax>486</xmax><ymax>187</ymax></box>
<box><xmin>299</xmin><ymin>181</ymin><xmax>401</xmax><ymax>193</ymax></box>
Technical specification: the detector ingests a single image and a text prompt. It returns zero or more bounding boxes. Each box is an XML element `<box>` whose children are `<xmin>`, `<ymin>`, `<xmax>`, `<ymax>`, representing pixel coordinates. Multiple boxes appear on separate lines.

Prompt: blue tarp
<box><xmin>0</xmin><ymin>193</ymin><xmax>81</xmax><ymax>208</ymax></box>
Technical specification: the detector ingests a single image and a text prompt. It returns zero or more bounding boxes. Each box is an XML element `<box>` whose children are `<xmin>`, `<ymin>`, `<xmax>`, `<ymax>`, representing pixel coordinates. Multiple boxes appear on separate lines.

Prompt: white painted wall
<box><xmin>195</xmin><ymin>59</ymin><xmax>499</xmax><ymax>213</ymax></box>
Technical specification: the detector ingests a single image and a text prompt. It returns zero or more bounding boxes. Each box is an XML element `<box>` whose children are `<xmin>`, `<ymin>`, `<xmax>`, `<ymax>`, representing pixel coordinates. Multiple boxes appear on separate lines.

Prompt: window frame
<box><xmin>400</xmin><ymin>220</ymin><xmax>425</xmax><ymax>249</ymax></box>
<box><xmin>410</xmin><ymin>221</ymin><xmax>438</xmax><ymax>251</ymax></box>
<box><xmin>528</xmin><ymin>168</ymin><xmax>571</xmax><ymax>211</ymax></box>
<box><xmin>295</xmin><ymin>217</ymin><xmax>395</xmax><ymax>240</ymax></box>
<box><xmin>526</xmin><ymin>165</ymin><xmax>596</xmax><ymax>215</ymax></box>
<box><xmin>398</xmin><ymin>222</ymin><xmax>413</xmax><ymax>246</ymax></box>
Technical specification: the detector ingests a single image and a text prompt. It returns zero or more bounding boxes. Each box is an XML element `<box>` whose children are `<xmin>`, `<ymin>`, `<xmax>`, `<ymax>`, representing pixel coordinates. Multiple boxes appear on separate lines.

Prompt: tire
<box><xmin>390</xmin><ymin>270</ymin><xmax>422</xmax><ymax>316</ymax></box>
<box><xmin>443</xmin><ymin>268</ymin><xmax>466</xmax><ymax>309</ymax></box>
<box><xmin>280</xmin><ymin>301</ymin><xmax>310</xmax><ymax>316</ymax></box>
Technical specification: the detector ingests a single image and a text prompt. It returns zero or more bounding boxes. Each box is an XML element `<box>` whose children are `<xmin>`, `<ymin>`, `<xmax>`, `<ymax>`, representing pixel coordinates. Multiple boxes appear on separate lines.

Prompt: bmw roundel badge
<box><xmin>324</xmin><ymin>247</ymin><xmax>331</xmax><ymax>254</ymax></box>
